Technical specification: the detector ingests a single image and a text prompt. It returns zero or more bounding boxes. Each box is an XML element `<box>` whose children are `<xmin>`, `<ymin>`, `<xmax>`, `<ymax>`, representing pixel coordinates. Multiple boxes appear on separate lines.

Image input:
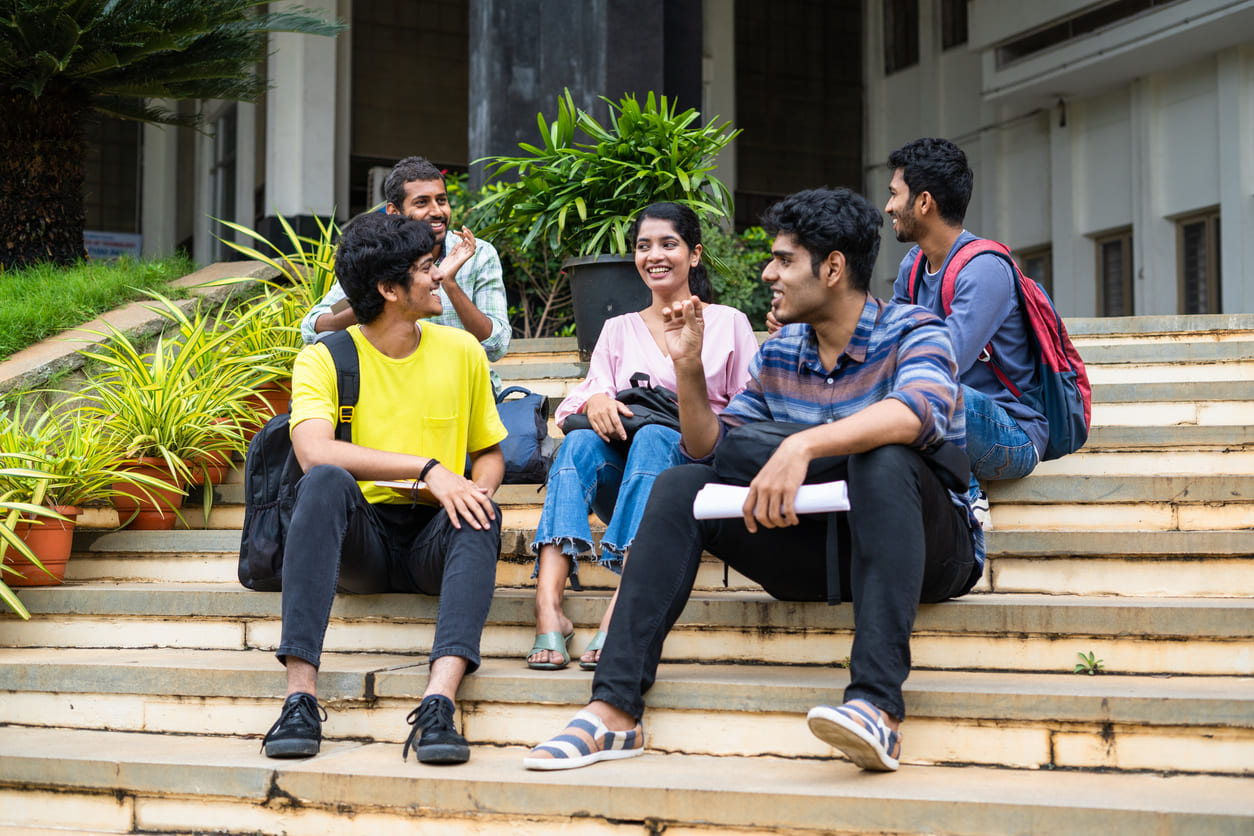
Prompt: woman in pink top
<box><xmin>528</xmin><ymin>203</ymin><xmax>759</xmax><ymax>670</ymax></box>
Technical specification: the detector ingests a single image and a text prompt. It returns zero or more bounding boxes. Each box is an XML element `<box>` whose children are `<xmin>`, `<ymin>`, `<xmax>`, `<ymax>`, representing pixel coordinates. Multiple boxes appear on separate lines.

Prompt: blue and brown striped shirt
<box><xmin>714</xmin><ymin>294</ymin><xmax>984</xmax><ymax>567</ymax></box>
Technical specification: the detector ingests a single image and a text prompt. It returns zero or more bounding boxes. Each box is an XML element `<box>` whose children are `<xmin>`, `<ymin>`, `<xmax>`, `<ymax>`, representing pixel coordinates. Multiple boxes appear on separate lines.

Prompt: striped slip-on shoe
<box><xmin>523</xmin><ymin>708</ymin><xmax>644</xmax><ymax>771</ymax></box>
<box><xmin>806</xmin><ymin>700</ymin><xmax>901</xmax><ymax>771</ymax></box>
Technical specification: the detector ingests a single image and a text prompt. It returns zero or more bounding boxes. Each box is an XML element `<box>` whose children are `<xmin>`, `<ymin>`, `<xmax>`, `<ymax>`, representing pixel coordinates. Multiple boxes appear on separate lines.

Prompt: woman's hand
<box><xmin>581</xmin><ymin>392</ymin><xmax>633</xmax><ymax>442</ymax></box>
<box><xmin>662</xmin><ymin>296</ymin><xmax>704</xmax><ymax>369</ymax></box>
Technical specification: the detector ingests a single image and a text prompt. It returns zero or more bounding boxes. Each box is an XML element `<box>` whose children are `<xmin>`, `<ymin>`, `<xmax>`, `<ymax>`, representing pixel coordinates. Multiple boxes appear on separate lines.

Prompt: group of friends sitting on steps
<box><xmin>260</xmin><ymin>137</ymin><xmax>1051</xmax><ymax>774</ymax></box>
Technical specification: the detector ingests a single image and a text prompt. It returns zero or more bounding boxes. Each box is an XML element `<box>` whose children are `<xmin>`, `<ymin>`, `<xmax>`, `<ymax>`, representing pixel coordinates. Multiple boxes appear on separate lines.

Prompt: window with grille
<box><xmin>210</xmin><ymin>106</ymin><xmax>238</xmax><ymax>263</ymax></box>
<box><xmin>1016</xmin><ymin>245</ymin><xmax>1053</xmax><ymax>297</ymax></box>
<box><xmin>883</xmin><ymin>0</ymin><xmax>919</xmax><ymax>74</ymax></box>
<box><xmin>1177</xmin><ymin>210</ymin><xmax>1221</xmax><ymax>314</ymax></box>
<box><xmin>1095</xmin><ymin>228</ymin><xmax>1133</xmax><ymax>316</ymax></box>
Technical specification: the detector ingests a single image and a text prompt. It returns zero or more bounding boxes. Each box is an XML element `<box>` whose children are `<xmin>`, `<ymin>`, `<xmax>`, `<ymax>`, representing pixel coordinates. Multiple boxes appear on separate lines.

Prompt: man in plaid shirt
<box><xmin>301</xmin><ymin>156</ymin><xmax>510</xmax><ymax>391</ymax></box>
<box><xmin>525</xmin><ymin>188</ymin><xmax>981</xmax><ymax>775</ymax></box>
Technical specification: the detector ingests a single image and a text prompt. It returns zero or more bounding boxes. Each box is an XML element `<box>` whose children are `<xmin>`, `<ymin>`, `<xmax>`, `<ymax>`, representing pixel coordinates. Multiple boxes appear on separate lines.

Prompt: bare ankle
<box><xmin>587</xmin><ymin>700</ymin><xmax>636</xmax><ymax>731</ymax></box>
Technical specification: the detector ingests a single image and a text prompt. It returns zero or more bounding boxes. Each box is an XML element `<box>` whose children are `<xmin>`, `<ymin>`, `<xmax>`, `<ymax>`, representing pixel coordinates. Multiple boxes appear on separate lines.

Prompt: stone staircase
<box><xmin>1</xmin><ymin>314</ymin><xmax>1251</xmax><ymax>834</ymax></box>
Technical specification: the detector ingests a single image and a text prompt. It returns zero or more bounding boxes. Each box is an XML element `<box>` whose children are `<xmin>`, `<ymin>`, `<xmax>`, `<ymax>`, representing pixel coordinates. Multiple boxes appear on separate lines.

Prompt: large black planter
<box><xmin>564</xmin><ymin>254</ymin><xmax>649</xmax><ymax>360</ymax></box>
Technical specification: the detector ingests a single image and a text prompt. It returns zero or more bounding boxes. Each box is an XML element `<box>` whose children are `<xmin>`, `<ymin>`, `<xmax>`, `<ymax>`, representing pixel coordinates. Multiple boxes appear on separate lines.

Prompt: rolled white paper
<box><xmin>692</xmin><ymin>480</ymin><xmax>849</xmax><ymax>520</ymax></box>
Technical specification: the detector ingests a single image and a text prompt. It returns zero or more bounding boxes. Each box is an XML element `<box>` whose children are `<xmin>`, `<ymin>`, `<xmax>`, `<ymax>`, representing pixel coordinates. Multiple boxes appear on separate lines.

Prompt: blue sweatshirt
<box><xmin>892</xmin><ymin>231</ymin><xmax>1048</xmax><ymax>458</ymax></box>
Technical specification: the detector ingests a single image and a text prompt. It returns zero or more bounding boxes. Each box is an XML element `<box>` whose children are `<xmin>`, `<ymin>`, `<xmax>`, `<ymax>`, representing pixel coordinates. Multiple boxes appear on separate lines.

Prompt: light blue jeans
<box><xmin>963</xmin><ymin>384</ymin><xmax>1039</xmax><ymax>501</ymax></box>
<box><xmin>531</xmin><ymin>424</ymin><xmax>684</xmax><ymax>578</ymax></box>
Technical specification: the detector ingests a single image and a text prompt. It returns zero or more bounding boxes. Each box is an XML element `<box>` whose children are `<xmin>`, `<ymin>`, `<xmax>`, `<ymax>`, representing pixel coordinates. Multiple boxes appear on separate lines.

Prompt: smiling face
<box><xmin>394</xmin><ymin>252</ymin><xmax>443</xmax><ymax>319</ymax></box>
<box><xmin>763</xmin><ymin>232</ymin><xmax>830</xmax><ymax>326</ymax></box>
<box><xmin>634</xmin><ymin>217</ymin><xmax>702</xmax><ymax>301</ymax></box>
<box><xmin>389</xmin><ymin>178</ymin><xmax>450</xmax><ymax>244</ymax></box>
<box><xmin>885</xmin><ymin>168</ymin><xmax>920</xmax><ymax>244</ymax></box>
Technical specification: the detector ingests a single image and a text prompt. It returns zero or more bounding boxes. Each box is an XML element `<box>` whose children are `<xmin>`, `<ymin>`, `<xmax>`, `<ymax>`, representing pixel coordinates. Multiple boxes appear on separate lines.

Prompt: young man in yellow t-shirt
<box><xmin>262</xmin><ymin>212</ymin><xmax>508</xmax><ymax>765</ymax></box>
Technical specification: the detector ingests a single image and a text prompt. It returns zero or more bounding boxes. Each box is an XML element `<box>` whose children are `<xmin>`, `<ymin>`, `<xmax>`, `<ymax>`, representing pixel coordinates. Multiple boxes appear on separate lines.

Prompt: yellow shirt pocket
<box><xmin>421</xmin><ymin>415</ymin><xmax>461</xmax><ymax>464</ymax></box>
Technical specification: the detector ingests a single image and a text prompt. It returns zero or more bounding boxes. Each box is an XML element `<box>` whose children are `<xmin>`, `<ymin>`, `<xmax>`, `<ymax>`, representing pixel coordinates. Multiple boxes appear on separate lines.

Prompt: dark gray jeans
<box><xmin>276</xmin><ymin>464</ymin><xmax>500</xmax><ymax>672</ymax></box>
<box><xmin>591</xmin><ymin>444</ymin><xmax>978</xmax><ymax>721</ymax></box>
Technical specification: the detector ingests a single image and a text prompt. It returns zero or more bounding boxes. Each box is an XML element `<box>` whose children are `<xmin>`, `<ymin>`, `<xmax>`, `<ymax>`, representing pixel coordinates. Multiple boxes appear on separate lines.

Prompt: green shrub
<box><xmin>704</xmin><ymin>225</ymin><xmax>773</xmax><ymax>329</ymax></box>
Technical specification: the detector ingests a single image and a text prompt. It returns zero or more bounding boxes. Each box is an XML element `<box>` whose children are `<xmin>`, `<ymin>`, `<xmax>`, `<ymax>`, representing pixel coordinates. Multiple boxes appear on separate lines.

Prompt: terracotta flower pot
<box><xmin>3</xmin><ymin>505</ymin><xmax>80</xmax><ymax>586</ymax></box>
<box><xmin>242</xmin><ymin>379</ymin><xmax>292</xmax><ymax>440</ymax></box>
<box><xmin>188</xmin><ymin>449</ymin><xmax>233</xmax><ymax>486</ymax></box>
<box><xmin>111</xmin><ymin>458</ymin><xmax>184</xmax><ymax>531</ymax></box>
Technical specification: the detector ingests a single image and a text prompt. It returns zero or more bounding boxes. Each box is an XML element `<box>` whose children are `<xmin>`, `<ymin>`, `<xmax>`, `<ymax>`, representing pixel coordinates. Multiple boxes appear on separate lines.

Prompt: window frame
<box><xmin>1175</xmin><ymin>208</ymin><xmax>1222</xmax><ymax>315</ymax></box>
<box><xmin>1094</xmin><ymin>227</ymin><xmax>1134</xmax><ymax>317</ymax></box>
<box><xmin>1015</xmin><ymin>243</ymin><xmax>1053</xmax><ymax>297</ymax></box>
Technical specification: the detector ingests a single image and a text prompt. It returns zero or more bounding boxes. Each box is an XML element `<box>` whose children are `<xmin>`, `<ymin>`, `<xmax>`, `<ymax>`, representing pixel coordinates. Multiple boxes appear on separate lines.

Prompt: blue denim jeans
<box><xmin>276</xmin><ymin>464</ymin><xmax>500</xmax><ymax>672</ymax></box>
<box><xmin>531</xmin><ymin>424</ymin><xmax>684</xmax><ymax>576</ymax></box>
<box><xmin>963</xmin><ymin>385</ymin><xmax>1039</xmax><ymax>481</ymax></box>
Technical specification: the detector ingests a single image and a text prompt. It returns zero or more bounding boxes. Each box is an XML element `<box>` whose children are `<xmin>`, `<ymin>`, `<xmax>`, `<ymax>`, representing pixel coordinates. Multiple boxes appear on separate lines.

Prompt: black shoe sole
<box><xmin>416</xmin><ymin>743</ymin><xmax>470</xmax><ymax>764</ymax></box>
<box><xmin>264</xmin><ymin>738</ymin><xmax>320</xmax><ymax>758</ymax></box>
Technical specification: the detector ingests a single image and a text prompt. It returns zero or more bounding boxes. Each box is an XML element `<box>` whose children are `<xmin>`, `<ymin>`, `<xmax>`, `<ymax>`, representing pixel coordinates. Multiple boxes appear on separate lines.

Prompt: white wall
<box><xmin>865</xmin><ymin>1</ymin><xmax>1253</xmax><ymax>315</ymax></box>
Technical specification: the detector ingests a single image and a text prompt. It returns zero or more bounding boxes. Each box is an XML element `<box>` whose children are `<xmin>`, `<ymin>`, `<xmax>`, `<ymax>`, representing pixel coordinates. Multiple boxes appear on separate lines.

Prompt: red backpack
<box><xmin>909</xmin><ymin>239</ymin><xmax>1091</xmax><ymax>461</ymax></box>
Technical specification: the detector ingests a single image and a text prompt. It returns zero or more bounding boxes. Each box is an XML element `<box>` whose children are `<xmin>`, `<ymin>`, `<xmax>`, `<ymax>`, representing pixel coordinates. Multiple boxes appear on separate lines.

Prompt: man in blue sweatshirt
<box><xmin>886</xmin><ymin>137</ymin><xmax>1046</xmax><ymax>528</ymax></box>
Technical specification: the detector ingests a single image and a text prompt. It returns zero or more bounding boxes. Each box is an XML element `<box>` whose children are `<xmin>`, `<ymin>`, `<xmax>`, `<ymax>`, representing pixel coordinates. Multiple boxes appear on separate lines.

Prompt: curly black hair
<box><xmin>887</xmin><ymin>137</ymin><xmax>973</xmax><ymax>226</ymax></box>
<box><xmin>335</xmin><ymin>213</ymin><xmax>436</xmax><ymax>325</ymax></box>
<box><xmin>760</xmin><ymin>188</ymin><xmax>883</xmax><ymax>291</ymax></box>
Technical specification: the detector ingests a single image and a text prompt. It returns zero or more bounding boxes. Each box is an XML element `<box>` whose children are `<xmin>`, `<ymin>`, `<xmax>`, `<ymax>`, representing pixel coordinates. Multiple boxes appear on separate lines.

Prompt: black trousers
<box><xmin>591</xmin><ymin>444</ymin><xmax>978</xmax><ymax>721</ymax></box>
<box><xmin>276</xmin><ymin>465</ymin><xmax>501</xmax><ymax>672</ymax></box>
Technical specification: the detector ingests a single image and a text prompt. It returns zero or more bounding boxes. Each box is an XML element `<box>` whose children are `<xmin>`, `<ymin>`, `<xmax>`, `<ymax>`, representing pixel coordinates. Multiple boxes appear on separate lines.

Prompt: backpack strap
<box><xmin>907</xmin><ymin>249</ymin><xmax>926</xmax><ymax>304</ymax></box>
<box><xmin>321</xmin><ymin>330</ymin><xmax>360</xmax><ymax>443</ymax></box>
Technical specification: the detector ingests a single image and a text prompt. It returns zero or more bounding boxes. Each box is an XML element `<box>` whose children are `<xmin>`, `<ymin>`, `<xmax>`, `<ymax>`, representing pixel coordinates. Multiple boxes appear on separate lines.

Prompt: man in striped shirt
<box><xmin>525</xmin><ymin>188</ymin><xmax>982</xmax><ymax>774</ymax></box>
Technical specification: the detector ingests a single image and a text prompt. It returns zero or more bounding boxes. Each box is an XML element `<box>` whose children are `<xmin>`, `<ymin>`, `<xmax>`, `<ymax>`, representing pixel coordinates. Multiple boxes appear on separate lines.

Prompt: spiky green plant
<box><xmin>0</xmin><ymin>0</ymin><xmax>343</xmax><ymax>268</ymax></box>
<box><xmin>475</xmin><ymin>89</ymin><xmax>739</xmax><ymax>260</ymax></box>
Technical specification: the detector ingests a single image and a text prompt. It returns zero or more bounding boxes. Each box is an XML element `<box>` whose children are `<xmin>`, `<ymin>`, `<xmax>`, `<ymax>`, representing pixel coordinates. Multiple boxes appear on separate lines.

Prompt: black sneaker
<box><xmin>403</xmin><ymin>694</ymin><xmax>470</xmax><ymax>764</ymax></box>
<box><xmin>262</xmin><ymin>692</ymin><xmax>325</xmax><ymax>758</ymax></box>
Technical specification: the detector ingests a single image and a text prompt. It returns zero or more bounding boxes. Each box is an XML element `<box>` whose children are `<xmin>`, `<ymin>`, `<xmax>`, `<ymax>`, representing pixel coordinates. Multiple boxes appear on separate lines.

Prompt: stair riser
<box><xmin>1092</xmin><ymin>401</ymin><xmax>1248</xmax><ymax>427</ymax></box>
<box><xmin>1</xmin><ymin>691</ymin><xmax>1248</xmax><ymax>776</ymax></box>
<box><xmin>1</xmin><ymin>618</ymin><xmax>1248</xmax><ymax>676</ymax></box>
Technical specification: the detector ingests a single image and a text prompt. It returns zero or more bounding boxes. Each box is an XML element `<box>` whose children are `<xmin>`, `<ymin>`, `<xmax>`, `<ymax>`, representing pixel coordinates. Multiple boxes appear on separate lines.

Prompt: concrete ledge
<box><xmin>988</xmin><ymin>474</ymin><xmax>1254</xmax><ymax>503</ymax></box>
<box><xmin>0</xmin><ymin>648</ymin><xmax>1248</xmax><ymax>731</ymax></box>
<box><xmin>1066</xmin><ymin>313</ymin><xmax>1254</xmax><ymax>336</ymax></box>
<box><xmin>9</xmin><ymin>585</ymin><xmax>1252</xmax><ymax>640</ymax></box>
<box><xmin>0</xmin><ymin>260</ymin><xmax>279</xmax><ymax>395</ymax></box>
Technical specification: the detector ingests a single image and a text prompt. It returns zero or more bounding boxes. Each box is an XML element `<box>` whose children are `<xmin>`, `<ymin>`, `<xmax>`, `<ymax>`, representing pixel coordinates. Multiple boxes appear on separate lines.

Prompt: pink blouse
<box><xmin>555</xmin><ymin>304</ymin><xmax>760</xmax><ymax>426</ymax></box>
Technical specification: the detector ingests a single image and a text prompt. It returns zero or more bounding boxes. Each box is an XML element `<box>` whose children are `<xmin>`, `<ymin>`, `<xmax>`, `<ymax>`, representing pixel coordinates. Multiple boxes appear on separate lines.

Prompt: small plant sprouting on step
<box><xmin>836</xmin><ymin>656</ymin><xmax>851</xmax><ymax>669</ymax></box>
<box><xmin>1074</xmin><ymin>651</ymin><xmax>1105</xmax><ymax>675</ymax></box>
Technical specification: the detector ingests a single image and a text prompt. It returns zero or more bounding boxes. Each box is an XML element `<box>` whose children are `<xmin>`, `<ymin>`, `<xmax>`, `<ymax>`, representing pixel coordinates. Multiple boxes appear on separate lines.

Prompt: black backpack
<box><xmin>237</xmin><ymin>330</ymin><xmax>359</xmax><ymax>591</ymax></box>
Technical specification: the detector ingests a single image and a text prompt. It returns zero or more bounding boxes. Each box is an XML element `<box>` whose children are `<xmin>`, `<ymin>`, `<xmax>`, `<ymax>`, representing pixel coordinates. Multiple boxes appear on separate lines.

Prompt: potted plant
<box><xmin>0</xmin><ymin>464</ymin><xmax>65</xmax><ymax>599</ymax></box>
<box><xmin>75</xmin><ymin>320</ymin><xmax>263</xmax><ymax>529</ymax></box>
<box><xmin>475</xmin><ymin>89</ymin><xmax>739</xmax><ymax>357</ymax></box>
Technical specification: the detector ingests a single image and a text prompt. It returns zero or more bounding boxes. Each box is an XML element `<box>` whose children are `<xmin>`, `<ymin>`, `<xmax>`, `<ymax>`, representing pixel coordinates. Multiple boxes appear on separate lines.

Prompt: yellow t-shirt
<box><xmin>289</xmin><ymin>323</ymin><xmax>508</xmax><ymax>505</ymax></box>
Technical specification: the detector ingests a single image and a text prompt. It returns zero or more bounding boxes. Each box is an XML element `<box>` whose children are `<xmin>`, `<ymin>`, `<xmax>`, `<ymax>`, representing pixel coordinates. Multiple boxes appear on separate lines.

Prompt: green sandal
<box><xmin>578</xmin><ymin>630</ymin><xmax>607</xmax><ymax>671</ymax></box>
<box><xmin>527</xmin><ymin>630</ymin><xmax>574</xmax><ymax>670</ymax></box>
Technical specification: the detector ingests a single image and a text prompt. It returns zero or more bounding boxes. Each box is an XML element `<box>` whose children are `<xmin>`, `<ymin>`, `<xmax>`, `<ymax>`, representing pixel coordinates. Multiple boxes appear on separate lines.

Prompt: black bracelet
<box><xmin>418</xmin><ymin>458</ymin><xmax>440</xmax><ymax>483</ymax></box>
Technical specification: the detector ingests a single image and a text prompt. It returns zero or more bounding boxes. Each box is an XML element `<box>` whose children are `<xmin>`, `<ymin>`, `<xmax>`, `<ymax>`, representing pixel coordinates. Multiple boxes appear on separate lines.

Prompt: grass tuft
<box><xmin>0</xmin><ymin>255</ymin><xmax>195</xmax><ymax>358</ymax></box>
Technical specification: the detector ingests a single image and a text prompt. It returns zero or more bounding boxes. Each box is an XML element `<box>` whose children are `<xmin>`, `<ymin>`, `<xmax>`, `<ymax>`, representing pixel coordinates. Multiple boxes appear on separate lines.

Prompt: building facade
<box><xmin>85</xmin><ymin>0</ymin><xmax>1253</xmax><ymax>316</ymax></box>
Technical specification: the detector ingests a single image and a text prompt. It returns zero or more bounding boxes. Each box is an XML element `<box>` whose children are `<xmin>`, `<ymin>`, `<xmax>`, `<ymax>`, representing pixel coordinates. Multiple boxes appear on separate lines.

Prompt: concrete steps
<box><xmin>2</xmin><ymin>315</ymin><xmax>1253</xmax><ymax>834</ymax></box>
<box><xmin>4</xmin><ymin>585</ymin><xmax>1251</xmax><ymax>678</ymax></box>
<box><xmin>1</xmin><ymin>647</ymin><xmax>1250</xmax><ymax>774</ymax></box>
<box><xmin>1</xmin><ymin>727</ymin><xmax>1251</xmax><ymax>836</ymax></box>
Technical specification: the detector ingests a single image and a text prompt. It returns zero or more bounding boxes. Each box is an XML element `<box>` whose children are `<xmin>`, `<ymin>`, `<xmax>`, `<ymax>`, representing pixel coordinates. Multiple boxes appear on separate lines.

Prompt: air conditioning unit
<box><xmin>366</xmin><ymin>166</ymin><xmax>390</xmax><ymax>210</ymax></box>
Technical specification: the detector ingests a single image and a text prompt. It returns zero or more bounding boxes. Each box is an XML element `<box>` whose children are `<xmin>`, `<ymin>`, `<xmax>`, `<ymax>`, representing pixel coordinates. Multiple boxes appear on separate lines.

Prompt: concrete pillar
<box><xmin>1130</xmin><ymin>77</ymin><xmax>1174</xmax><ymax>315</ymax></box>
<box><xmin>467</xmin><ymin>0</ymin><xmax>701</xmax><ymax>188</ymax></box>
<box><xmin>334</xmin><ymin>0</ymin><xmax>352</xmax><ymax>222</ymax></box>
<box><xmin>141</xmin><ymin>103</ymin><xmax>178</xmax><ymax>258</ymax></box>
<box><xmin>702</xmin><ymin>0</ymin><xmax>735</xmax><ymax>201</ymax></box>
<box><xmin>262</xmin><ymin>0</ymin><xmax>339</xmax><ymax>240</ymax></box>
<box><xmin>1217</xmin><ymin>45</ymin><xmax>1254</xmax><ymax>313</ymax></box>
<box><xmin>234</xmin><ymin>102</ymin><xmax>257</xmax><ymax>245</ymax></box>
<box><xmin>1049</xmin><ymin>100</ymin><xmax>1091</xmax><ymax>317</ymax></box>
